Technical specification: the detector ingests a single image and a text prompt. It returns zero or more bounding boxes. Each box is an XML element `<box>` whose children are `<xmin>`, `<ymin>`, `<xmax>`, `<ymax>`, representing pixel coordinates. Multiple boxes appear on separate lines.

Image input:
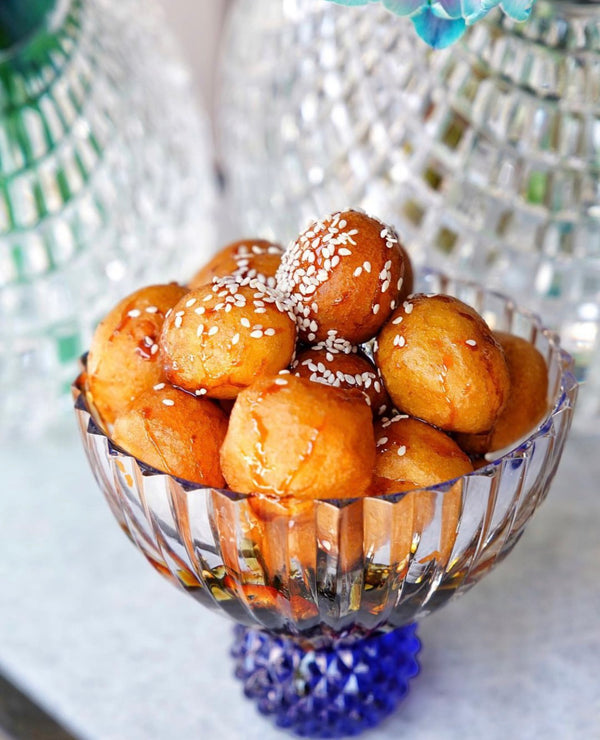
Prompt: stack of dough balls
<box><xmin>86</xmin><ymin>209</ymin><xmax>549</xmax><ymax>587</ymax></box>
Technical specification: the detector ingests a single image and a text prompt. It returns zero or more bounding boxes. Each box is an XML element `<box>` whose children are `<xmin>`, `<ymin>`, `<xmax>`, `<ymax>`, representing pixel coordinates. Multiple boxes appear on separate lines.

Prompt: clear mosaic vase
<box><xmin>218</xmin><ymin>0</ymin><xmax>600</xmax><ymax>430</ymax></box>
<box><xmin>0</xmin><ymin>0</ymin><xmax>216</xmax><ymax>438</ymax></box>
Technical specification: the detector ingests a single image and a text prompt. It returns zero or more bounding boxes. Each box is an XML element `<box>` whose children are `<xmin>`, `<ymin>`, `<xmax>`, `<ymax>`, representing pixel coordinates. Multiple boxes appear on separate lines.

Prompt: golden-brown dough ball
<box><xmin>277</xmin><ymin>209</ymin><xmax>410</xmax><ymax>344</ymax></box>
<box><xmin>292</xmin><ymin>338</ymin><xmax>390</xmax><ymax>415</ymax></box>
<box><xmin>372</xmin><ymin>415</ymin><xmax>473</xmax><ymax>488</ymax></box>
<box><xmin>112</xmin><ymin>384</ymin><xmax>228</xmax><ymax>486</ymax></box>
<box><xmin>376</xmin><ymin>294</ymin><xmax>510</xmax><ymax>434</ymax></box>
<box><xmin>190</xmin><ymin>239</ymin><xmax>283</xmax><ymax>289</ymax></box>
<box><xmin>160</xmin><ymin>276</ymin><xmax>297</xmax><ymax>399</ymax></box>
<box><xmin>456</xmin><ymin>331</ymin><xmax>549</xmax><ymax>456</ymax></box>
<box><xmin>220</xmin><ymin>374</ymin><xmax>375</xmax><ymax>499</ymax></box>
<box><xmin>87</xmin><ymin>283</ymin><xmax>188</xmax><ymax>427</ymax></box>
<box><xmin>366</xmin><ymin>415</ymin><xmax>472</xmax><ymax>569</ymax></box>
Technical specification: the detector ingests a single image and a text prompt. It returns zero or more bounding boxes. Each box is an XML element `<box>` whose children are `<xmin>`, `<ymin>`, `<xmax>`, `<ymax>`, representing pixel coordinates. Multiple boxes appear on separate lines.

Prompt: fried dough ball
<box><xmin>456</xmin><ymin>331</ymin><xmax>549</xmax><ymax>456</ymax></box>
<box><xmin>190</xmin><ymin>239</ymin><xmax>283</xmax><ymax>289</ymax></box>
<box><xmin>292</xmin><ymin>337</ymin><xmax>390</xmax><ymax>415</ymax></box>
<box><xmin>87</xmin><ymin>283</ymin><xmax>188</xmax><ymax>426</ymax></box>
<box><xmin>160</xmin><ymin>276</ymin><xmax>297</xmax><ymax>399</ymax></box>
<box><xmin>220</xmin><ymin>374</ymin><xmax>375</xmax><ymax>499</ymax></box>
<box><xmin>277</xmin><ymin>209</ymin><xmax>410</xmax><ymax>344</ymax></box>
<box><xmin>366</xmin><ymin>415</ymin><xmax>473</xmax><ymax>568</ymax></box>
<box><xmin>112</xmin><ymin>385</ymin><xmax>228</xmax><ymax>486</ymax></box>
<box><xmin>376</xmin><ymin>294</ymin><xmax>510</xmax><ymax>434</ymax></box>
<box><xmin>371</xmin><ymin>415</ymin><xmax>473</xmax><ymax>490</ymax></box>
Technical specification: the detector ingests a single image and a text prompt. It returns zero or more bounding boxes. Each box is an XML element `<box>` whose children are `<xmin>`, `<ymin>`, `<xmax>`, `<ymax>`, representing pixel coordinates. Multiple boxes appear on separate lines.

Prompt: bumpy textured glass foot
<box><xmin>231</xmin><ymin>624</ymin><xmax>421</xmax><ymax>738</ymax></box>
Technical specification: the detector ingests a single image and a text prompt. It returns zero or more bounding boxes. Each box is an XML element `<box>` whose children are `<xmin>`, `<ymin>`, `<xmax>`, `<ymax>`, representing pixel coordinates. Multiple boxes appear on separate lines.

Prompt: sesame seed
<box><xmin>363</xmin><ymin>261</ymin><xmax>371</xmax><ymax>273</ymax></box>
<box><xmin>195</xmin><ymin>388</ymin><xmax>207</xmax><ymax>396</ymax></box>
<box><xmin>208</xmin><ymin>326</ymin><xmax>219</xmax><ymax>336</ymax></box>
<box><xmin>264</xmin><ymin>328</ymin><xmax>276</xmax><ymax>336</ymax></box>
<box><xmin>466</xmin><ymin>339</ymin><xmax>477</xmax><ymax>347</ymax></box>
<box><xmin>394</xmin><ymin>335</ymin><xmax>406</xmax><ymax>348</ymax></box>
<box><xmin>153</xmin><ymin>383</ymin><xmax>165</xmax><ymax>390</ymax></box>
<box><xmin>231</xmin><ymin>333</ymin><xmax>240</xmax><ymax>345</ymax></box>
<box><xmin>377</xmin><ymin>436</ymin><xmax>388</xmax><ymax>447</ymax></box>
<box><xmin>397</xmin><ymin>445</ymin><xmax>407</xmax><ymax>457</ymax></box>
<box><xmin>353</xmin><ymin>267</ymin><xmax>362</xmax><ymax>278</ymax></box>
<box><xmin>162</xmin><ymin>399</ymin><xmax>175</xmax><ymax>407</ymax></box>
<box><xmin>392</xmin><ymin>316</ymin><xmax>403</xmax><ymax>325</ymax></box>
<box><xmin>145</xmin><ymin>306</ymin><xmax>158</xmax><ymax>314</ymax></box>
<box><xmin>196</xmin><ymin>324</ymin><xmax>204</xmax><ymax>337</ymax></box>
<box><xmin>127</xmin><ymin>309</ymin><xmax>141</xmax><ymax>318</ymax></box>
<box><xmin>165</xmin><ymin>309</ymin><xmax>172</xmax><ymax>318</ymax></box>
<box><xmin>241</xmin><ymin>317</ymin><xmax>251</xmax><ymax>328</ymax></box>
<box><xmin>194</xmin><ymin>306</ymin><xmax>206</xmax><ymax>315</ymax></box>
<box><xmin>174</xmin><ymin>316</ymin><xmax>183</xmax><ymax>328</ymax></box>
<box><xmin>185</xmin><ymin>298</ymin><xmax>197</xmax><ymax>308</ymax></box>
<box><xmin>274</xmin><ymin>378</ymin><xmax>288</xmax><ymax>386</ymax></box>
<box><xmin>374</xmin><ymin>381</ymin><xmax>381</xmax><ymax>393</ymax></box>
<box><xmin>381</xmin><ymin>280</ymin><xmax>390</xmax><ymax>293</ymax></box>
<box><xmin>403</xmin><ymin>302</ymin><xmax>413</xmax><ymax>314</ymax></box>
<box><xmin>254</xmin><ymin>307</ymin><xmax>267</xmax><ymax>314</ymax></box>
<box><xmin>372</xmin><ymin>303</ymin><xmax>380</xmax><ymax>315</ymax></box>
<box><xmin>338</xmin><ymin>248</ymin><xmax>352</xmax><ymax>256</ymax></box>
<box><xmin>203</xmin><ymin>294</ymin><xmax>213</xmax><ymax>302</ymax></box>
<box><xmin>175</xmin><ymin>311</ymin><xmax>184</xmax><ymax>317</ymax></box>
<box><xmin>250</xmin><ymin>330</ymin><xmax>263</xmax><ymax>338</ymax></box>
<box><xmin>150</xmin><ymin>344</ymin><xmax>158</xmax><ymax>355</ymax></box>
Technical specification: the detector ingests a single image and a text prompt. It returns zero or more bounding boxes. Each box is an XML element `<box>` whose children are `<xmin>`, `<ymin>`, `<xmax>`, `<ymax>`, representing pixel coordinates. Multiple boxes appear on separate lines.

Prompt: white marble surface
<box><xmin>1</xmin><ymin>422</ymin><xmax>599</xmax><ymax>740</ymax></box>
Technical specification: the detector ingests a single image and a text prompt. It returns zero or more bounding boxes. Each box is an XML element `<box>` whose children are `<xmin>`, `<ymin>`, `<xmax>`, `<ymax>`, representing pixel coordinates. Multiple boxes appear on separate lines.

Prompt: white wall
<box><xmin>157</xmin><ymin>0</ymin><xmax>230</xmax><ymax>112</ymax></box>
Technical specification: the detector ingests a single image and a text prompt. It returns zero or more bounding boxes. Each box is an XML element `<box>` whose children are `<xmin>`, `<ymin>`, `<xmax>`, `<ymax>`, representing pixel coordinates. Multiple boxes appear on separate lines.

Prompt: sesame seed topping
<box><xmin>264</xmin><ymin>328</ymin><xmax>276</xmax><ymax>336</ymax></box>
<box><xmin>162</xmin><ymin>399</ymin><xmax>175</xmax><ymax>406</ymax></box>
<box><xmin>372</xmin><ymin>303</ymin><xmax>380</xmax><ymax>315</ymax></box>
<box><xmin>127</xmin><ymin>309</ymin><xmax>141</xmax><ymax>318</ymax></box>
<box><xmin>363</xmin><ymin>261</ymin><xmax>371</xmax><ymax>273</ymax></box>
<box><xmin>394</xmin><ymin>335</ymin><xmax>406</xmax><ymax>348</ymax></box>
<box><xmin>185</xmin><ymin>298</ymin><xmax>197</xmax><ymax>308</ymax></box>
<box><xmin>250</xmin><ymin>329</ymin><xmax>263</xmax><ymax>339</ymax></box>
<box><xmin>174</xmin><ymin>316</ymin><xmax>183</xmax><ymax>328</ymax></box>
<box><xmin>392</xmin><ymin>316</ymin><xmax>403</xmax><ymax>325</ymax></box>
<box><xmin>208</xmin><ymin>326</ymin><xmax>219</xmax><ymax>336</ymax></box>
<box><xmin>153</xmin><ymin>383</ymin><xmax>165</xmax><ymax>391</ymax></box>
<box><xmin>274</xmin><ymin>378</ymin><xmax>288</xmax><ymax>386</ymax></box>
<box><xmin>377</xmin><ymin>436</ymin><xmax>388</xmax><ymax>447</ymax></box>
<box><xmin>231</xmin><ymin>333</ymin><xmax>240</xmax><ymax>345</ymax></box>
<box><xmin>403</xmin><ymin>301</ymin><xmax>413</xmax><ymax>314</ymax></box>
<box><xmin>397</xmin><ymin>445</ymin><xmax>407</xmax><ymax>457</ymax></box>
<box><xmin>195</xmin><ymin>388</ymin><xmax>207</xmax><ymax>396</ymax></box>
<box><xmin>145</xmin><ymin>306</ymin><xmax>158</xmax><ymax>314</ymax></box>
<box><xmin>196</xmin><ymin>324</ymin><xmax>204</xmax><ymax>337</ymax></box>
<box><xmin>466</xmin><ymin>339</ymin><xmax>477</xmax><ymax>347</ymax></box>
<box><xmin>241</xmin><ymin>317</ymin><xmax>251</xmax><ymax>328</ymax></box>
<box><xmin>150</xmin><ymin>344</ymin><xmax>158</xmax><ymax>355</ymax></box>
<box><xmin>353</xmin><ymin>267</ymin><xmax>362</xmax><ymax>278</ymax></box>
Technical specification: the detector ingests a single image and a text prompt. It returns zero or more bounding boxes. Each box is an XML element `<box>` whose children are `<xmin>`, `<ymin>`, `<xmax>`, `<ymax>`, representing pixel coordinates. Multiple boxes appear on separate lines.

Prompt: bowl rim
<box><xmin>73</xmin><ymin>269</ymin><xmax>579</xmax><ymax>507</ymax></box>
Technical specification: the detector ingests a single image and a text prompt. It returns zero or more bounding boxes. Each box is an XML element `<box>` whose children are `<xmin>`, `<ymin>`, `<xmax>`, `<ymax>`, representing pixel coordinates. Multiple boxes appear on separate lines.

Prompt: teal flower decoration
<box><xmin>326</xmin><ymin>0</ymin><xmax>534</xmax><ymax>48</ymax></box>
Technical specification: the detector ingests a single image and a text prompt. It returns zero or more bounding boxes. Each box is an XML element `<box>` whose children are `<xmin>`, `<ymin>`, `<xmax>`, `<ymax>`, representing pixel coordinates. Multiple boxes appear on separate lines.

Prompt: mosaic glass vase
<box><xmin>0</xmin><ymin>0</ymin><xmax>215</xmax><ymax>438</ymax></box>
<box><xmin>219</xmin><ymin>0</ymin><xmax>600</xmax><ymax>429</ymax></box>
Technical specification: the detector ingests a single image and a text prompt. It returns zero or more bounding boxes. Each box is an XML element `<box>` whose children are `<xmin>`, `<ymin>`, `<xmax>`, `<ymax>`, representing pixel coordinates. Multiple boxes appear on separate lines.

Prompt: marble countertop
<box><xmin>1</xmin><ymin>422</ymin><xmax>599</xmax><ymax>740</ymax></box>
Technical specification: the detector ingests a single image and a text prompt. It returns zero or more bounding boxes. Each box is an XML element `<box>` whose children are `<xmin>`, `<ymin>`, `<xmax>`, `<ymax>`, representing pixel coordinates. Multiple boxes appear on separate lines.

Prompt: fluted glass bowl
<box><xmin>73</xmin><ymin>269</ymin><xmax>577</xmax><ymax>641</ymax></box>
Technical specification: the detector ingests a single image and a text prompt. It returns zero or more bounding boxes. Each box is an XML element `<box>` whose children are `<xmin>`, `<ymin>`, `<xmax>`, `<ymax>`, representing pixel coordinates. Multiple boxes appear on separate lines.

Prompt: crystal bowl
<box><xmin>73</xmin><ymin>269</ymin><xmax>577</xmax><ymax>736</ymax></box>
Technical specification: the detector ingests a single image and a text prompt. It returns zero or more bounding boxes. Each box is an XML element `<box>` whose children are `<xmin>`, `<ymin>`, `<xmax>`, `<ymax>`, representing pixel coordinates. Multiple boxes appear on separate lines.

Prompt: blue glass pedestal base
<box><xmin>231</xmin><ymin>624</ymin><xmax>421</xmax><ymax>738</ymax></box>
